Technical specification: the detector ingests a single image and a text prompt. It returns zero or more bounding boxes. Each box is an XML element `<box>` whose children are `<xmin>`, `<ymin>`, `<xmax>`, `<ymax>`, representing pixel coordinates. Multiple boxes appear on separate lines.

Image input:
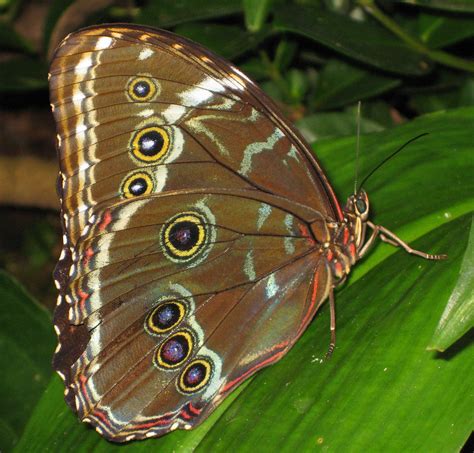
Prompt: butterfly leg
<box><xmin>363</xmin><ymin>221</ymin><xmax>447</xmax><ymax>260</ymax></box>
<box><xmin>325</xmin><ymin>288</ymin><xmax>336</xmax><ymax>359</ymax></box>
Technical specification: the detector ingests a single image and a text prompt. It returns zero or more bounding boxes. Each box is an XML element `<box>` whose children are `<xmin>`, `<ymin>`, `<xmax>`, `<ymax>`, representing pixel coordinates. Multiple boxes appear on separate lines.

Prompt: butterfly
<box><xmin>49</xmin><ymin>24</ymin><xmax>445</xmax><ymax>442</ymax></box>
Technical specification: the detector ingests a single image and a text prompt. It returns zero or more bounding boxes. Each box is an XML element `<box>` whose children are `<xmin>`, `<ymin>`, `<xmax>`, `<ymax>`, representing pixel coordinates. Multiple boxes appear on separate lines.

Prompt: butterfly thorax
<box><xmin>321</xmin><ymin>191</ymin><xmax>370</xmax><ymax>286</ymax></box>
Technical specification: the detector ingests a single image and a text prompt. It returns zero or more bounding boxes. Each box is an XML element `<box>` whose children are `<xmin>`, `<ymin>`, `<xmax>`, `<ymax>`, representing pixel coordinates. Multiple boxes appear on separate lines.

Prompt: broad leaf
<box><xmin>0</xmin><ymin>272</ymin><xmax>55</xmax><ymax>451</ymax></box>
<box><xmin>136</xmin><ymin>0</ymin><xmax>242</xmax><ymax>28</ymax></box>
<box><xmin>273</xmin><ymin>5</ymin><xmax>429</xmax><ymax>76</ymax></box>
<box><xmin>0</xmin><ymin>57</ymin><xmax>48</xmax><ymax>92</ymax></box>
<box><xmin>297</xmin><ymin>111</ymin><xmax>384</xmax><ymax>142</ymax></box>
<box><xmin>417</xmin><ymin>13</ymin><xmax>474</xmax><ymax>49</ymax></box>
<box><xmin>311</xmin><ymin>60</ymin><xmax>400</xmax><ymax>110</ymax></box>
<box><xmin>173</xmin><ymin>23</ymin><xmax>269</xmax><ymax>59</ymax></box>
<box><xmin>397</xmin><ymin>0</ymin><xmax>474</xmax><ymax>13</ymax></box>
<box><xmin>428</xmin><ymin>216</ymin><xmax>474</xmax><ymax>351</ymax></box>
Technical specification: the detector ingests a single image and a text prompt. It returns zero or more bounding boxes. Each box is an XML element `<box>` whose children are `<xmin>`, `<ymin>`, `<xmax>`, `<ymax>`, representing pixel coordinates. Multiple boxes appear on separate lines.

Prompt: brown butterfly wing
<box><xmin>50</xmin><ymin>24</ymin><xmax>337</xmax><ymax>441</ymax></box>
<box><xmin>59</xmin><ymin>193</ymin><xmax>330</xmax><ymax>441</ymax></box>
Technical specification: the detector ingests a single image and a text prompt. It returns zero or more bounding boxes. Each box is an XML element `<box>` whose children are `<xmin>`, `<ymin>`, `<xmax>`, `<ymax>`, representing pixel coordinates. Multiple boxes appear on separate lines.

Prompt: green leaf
<box><xmin>0</xmin><ymin>21</ymin><xmax>34</xmax><ymax>53</ymax></box>
<box><xmin>199</xmin><ymin>214</ymin><xmax>472</xmax><ymax>451</ymax></box>
<box><xmin>273</xmin><ymin>4</ymin><xmax>429</xmax><ymax>76</ymax></box>
<box><xmin>239</xmin><ymin>57</ymin><xmax>271</xmax><ymax>81</ymax></box>
<box><xmin>136</xmin><ymin>0</ymin><xmax>242</xmax><ymax>28</ymax></box>
<box><xmin>358</xmin><ymin>100</ymin><xmax>396</xmax><ymax>128</ymax></box>
<box><xmin>397</xmin><ymin>0</ymin><xmax>474</xmax><ymax>13</ymax></box>
<box><xmin>311</xmin><ymin>60</ymin><xmax>400</xmax><ymax>110</ymax></box>
<box><xmin>0</xmin><ymin>57</ymin><xmax>47</xmax><ymax>92</ymax></box>
<box><xmin>297</xmin><ymin>111</ymin><xmax>384</xmax><ymax>142</ymax></box>
<box><xmin>0</xmin><ymin>271</ymin><xmax>55</xmax><ymax>451</ymax></box>
<box><xmin>274</xmin><ymin>39</ymin><xmax>298</xmax><ymax>72</ymax></box>
<box><xmin>428</xmin><ymin>216</ymin><xmax>474</xmax><ymax>351</ymax></box>
<box><xmin>14</xmin><ymin>107</ymin><xmax>473</xmax><ymax>450</ymax></box>
<box><xmin>286</xmin><ymin>68</ymin><xmax>308</xmax><ymax>102</ymax></box>
<box><xmin>243</xmin><ymin>0</ymin><xmax>273</xmax><ymax>32</ymax></box>
<box><xmin>173</xmin><ymin>23</ymin><xmax>269</xmax><ymax>59</ymax></box>
<box><xmin>459</xmin><ymin>77</ymin><xmax>474</xmax><ymax>106</ymax></box>
<box><xmin>417</xmin><ymin>13</ymin><xmax>474</xmax><ymax>49</ymax></box>
<box><xmin>407</xmin><ymin>68</ymin><xmax>472</xmax><ymax>114</ymax></box>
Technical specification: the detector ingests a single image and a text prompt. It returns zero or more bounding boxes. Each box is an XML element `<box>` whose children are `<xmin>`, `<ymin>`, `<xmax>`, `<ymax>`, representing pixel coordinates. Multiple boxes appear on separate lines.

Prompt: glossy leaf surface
<box><xmin>0</xmin><ymin>272</ymin><xmax>55</xmax><ymax>451</ymax></box>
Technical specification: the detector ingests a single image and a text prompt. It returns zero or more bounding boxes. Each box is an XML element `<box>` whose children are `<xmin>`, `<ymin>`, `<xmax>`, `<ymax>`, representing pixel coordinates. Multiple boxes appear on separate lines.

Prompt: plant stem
<box><xmin>357</xmin><ymin>0</ymin><xmax>474</xmax><ymax>73</ymax></box>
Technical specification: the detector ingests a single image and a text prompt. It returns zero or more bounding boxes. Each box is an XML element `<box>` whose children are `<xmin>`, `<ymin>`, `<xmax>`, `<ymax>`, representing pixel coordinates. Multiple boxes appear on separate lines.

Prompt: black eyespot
<box><xmin>356</xmin><ymin>198</ymin><xmax>367</xmax><ymax>214</ymax></box>
<box><xmin>121</xmin><ymin>172</ymin><xmax>154</xmax><ymax>198</ymax></box>
<box><xmin>145</xmin><ymin>301</ymin><xmax>186</xmax><ymax>335</ymax></box>
<box><xmin>169</xmin><ymin>221</ymin><xmax>200</xmax><ymax>251</ymax></box>
<box><xmin>155</xmin><ymin>331</ymin><xmax>193</xmax><ymax>369</ymax></box>
<box><xmin>133</xmin><ymin>81</ymin><xmax>151</xmax><ymax>98</ymax></box>
<box><xmin>130</xmin><ymin>177</ymin><xmax>147</xmax><ymax>195</ymax></box>
<box><xmin>161</xmin><ymin>212</ymin><xmax>207</xmax><ymax>261</ymax></box>
<box><xmin>179</xmin><ymin>358</ymin><xmax>212</xmax><ymax>393</ymax></box>
<box><xmin>127</xmin><ymin>76</ymin><xmax>157</xmax><ymax>102</ymax></box>
<box><xmin>139</xmin><ymin>131</ymin><xmax>162</xmax><ymax>156</ymax></box>
<box><xmin>130</xmin><ymin>126</ymin><xmax>170</xmax><ymax>163</ymax></box>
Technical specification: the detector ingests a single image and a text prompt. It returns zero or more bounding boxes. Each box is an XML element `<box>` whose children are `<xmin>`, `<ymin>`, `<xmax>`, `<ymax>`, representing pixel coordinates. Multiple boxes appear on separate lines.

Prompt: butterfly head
<box><xmin>346</xmin><ymin>190</ymin><xmax>369</xmax><ymax>223</ymax></box>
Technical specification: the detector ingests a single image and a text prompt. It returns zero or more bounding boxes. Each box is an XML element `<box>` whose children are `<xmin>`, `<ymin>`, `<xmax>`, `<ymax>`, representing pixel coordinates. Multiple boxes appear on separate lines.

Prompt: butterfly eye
<box><xmin>127</xmin><ymin>76</ymin><xmax>158</xmax><ymax>102</ymax></box>
<box><xmin>130</xmin><ymin>126</ymin><xmax>170</xmax><ymax>163</ymax></box>
<box><xmin>121</xmin><ymin>171</ymin><xmax>154</xmax><ymax>198</ymax></box>
<box><xmin>145</xmin><ymin>300</ymin><xmax>186</xmax><ymax>335</ymax></box>
<box><xmin>161</xmin><ymin>212</ymin><xmax>207</xmax><ymax>261</ymax></box>
<box><xmin>154</xmin><ymin>330</ymin><xmax>193</xmax><ymax>369</ymax></box>
<box><xmin>356</xmin><ymin>198</ymin><xmax>367</xmax><ymax>214</ymax></box>
<box><xmin>178</xmin><ymin>358</ymin><xmax>212</xmax><ymax>393</ymax></box>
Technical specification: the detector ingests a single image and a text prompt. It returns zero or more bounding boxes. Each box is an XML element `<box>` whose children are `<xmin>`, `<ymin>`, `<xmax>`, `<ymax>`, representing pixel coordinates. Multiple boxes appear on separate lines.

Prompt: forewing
<box><xmin>49</xmin><ymin>24</ymin><xmax>341</xmax><ymax>246</ymax></box>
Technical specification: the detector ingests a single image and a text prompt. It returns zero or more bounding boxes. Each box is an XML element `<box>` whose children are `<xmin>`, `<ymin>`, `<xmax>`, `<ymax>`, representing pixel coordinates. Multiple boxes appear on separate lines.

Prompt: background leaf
<box><xmin>136</xmin><ymin>0</ymin><xmax>242</xmax><ymax>28</ymax></box>
<box><xmin>273</xmin><ymin>4</ymin><xmax>429</xmax><ymax>75</ymax></box>
<box><xmin>428</xmin><ymin>216</ymin><xmax>474</xmax><ymax>351</ymax></box>
<box><xmin>296</xmin><ymin>111</ymin><xmax>385</xmax><ymax>142</ymax></box>
<box><xmin>397</xmin><ymin>0</ymin><xmax>474</xmax><ymax>13</ymax></box>
<box><xmin>417</xmin><ymin>13</ymin><xmax>474</xmax><ymax>49</ymax></box>
<box><xmin>0</xmin><ymin>272</ymin><xmax>55</xmax><ymax>451</ymax></box>
<box><xmin>173</xmin><ymin>23</ymin><xmax>269</xmax><ymax>59</ymax></box>
<box><xmin>0</xmin><ymin>57</ymin><xmax>48</xmax><ymax>92</ymax></box>
<box><xmin>0</xmin><ymin>22</ymin><xmax>34</xmax><ymax>53</ymax></box>
<box><xmin>243</xmin><ymin>0</ymin><xmax>273</xmax><ymax>32</ymax></box>
<box><xmin>310</xmin><ymin>60</ymin><xmax>400</xmax><ymax>110</ymax></box>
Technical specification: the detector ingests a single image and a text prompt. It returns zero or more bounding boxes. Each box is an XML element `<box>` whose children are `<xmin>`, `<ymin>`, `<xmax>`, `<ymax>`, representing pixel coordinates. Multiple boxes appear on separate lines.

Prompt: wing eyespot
<box><xmin>145</xmin><ymin>300</ymin><xmax>186</xmax><ymax>335</ymax></box>
<box><xmin>130</xmin><ymin>126</ymin><xmax>170</xmax><ymax>163</ymax></box>
<box><xmin>127</xmin><ymin>76</ymin><xmax>158</xmax><ymax>102</ymax></box>
<box><xmin>154</xmin><ymin>330</ymin><xmax>194</xmax><ymax>369</ymax></box>
<box><xmin>160</xmin><ymin>211</ymin><xmax>208</xmax><ymax>262</ymax></box>
<box><xmin>120</xmin><ymin>171</ymin><xmax>155</xmax><ymax>198</ymax></box>
<box><xmin>178</xmin><ymin>358</ymin><xmax>212</xmax><ymax>394</ymax></box>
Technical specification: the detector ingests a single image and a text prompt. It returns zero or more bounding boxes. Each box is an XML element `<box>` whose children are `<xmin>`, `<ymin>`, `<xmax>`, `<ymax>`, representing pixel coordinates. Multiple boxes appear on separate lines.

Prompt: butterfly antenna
<box><xmin>357</xmin><ymin>132</ymin><xmax>429</xmax><ymax>192</ymax></box>
<box><xmin>354</xmin><ymin>101</ymin><xmax>362</xmax><ymax>195</ymax></box>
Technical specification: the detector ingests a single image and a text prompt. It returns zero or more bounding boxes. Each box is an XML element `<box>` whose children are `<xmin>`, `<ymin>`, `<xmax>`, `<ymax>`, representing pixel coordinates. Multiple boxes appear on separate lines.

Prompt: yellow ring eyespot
<box><xmin>120</xmin><ymin>171</ymin><xmax>154</xmax><ymax>198</ymax></box>
<box><xmin>130</xmin><ymin>126</ymin><xmax>170</xmax><ymax>163</ymax></box>
<box><xmin>127</xmin><ymin>76</ymin><xmax>157</xmax><ymax>102</ymax></box>
<box><xmin>145</xmin><ymin>300</ymin><xmax>186</xmax><ymax>335</ymax></box>
<box><xmin>161</xmin><ymin>212</ymin><xmax>207</xmax><ymax>261</ymax></box>
<box><xmin>154</xmin><ymin>330</ymin><xmax>193</xmax><ymax>370</ymax></box>
<box><xmin>178</xmin><ymin>358</ymin><xmax>212</xmax><ymax>393</ymax></box>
